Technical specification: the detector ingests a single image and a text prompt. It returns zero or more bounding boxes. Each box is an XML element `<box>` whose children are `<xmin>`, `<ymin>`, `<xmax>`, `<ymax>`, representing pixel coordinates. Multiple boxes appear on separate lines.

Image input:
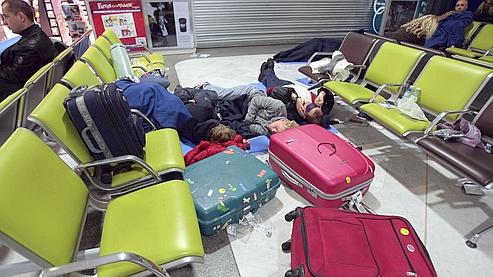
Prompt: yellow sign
<box><xmin>400</xmin><ymin>228</ymin><xmax>410</xmax><ymax>236</ymax></box>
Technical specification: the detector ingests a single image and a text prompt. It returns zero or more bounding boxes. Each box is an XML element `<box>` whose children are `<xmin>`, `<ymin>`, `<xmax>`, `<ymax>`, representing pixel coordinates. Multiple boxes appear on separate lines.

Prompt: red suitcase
<box><xmin>268</xmin><ymin>124</ymin><xmax>375</xmax><ymax>208</ymax></box>
<box><xmin>282</xmin><ymin>207</ymin><xmax>437</xmax><ymax>277</ymax></box>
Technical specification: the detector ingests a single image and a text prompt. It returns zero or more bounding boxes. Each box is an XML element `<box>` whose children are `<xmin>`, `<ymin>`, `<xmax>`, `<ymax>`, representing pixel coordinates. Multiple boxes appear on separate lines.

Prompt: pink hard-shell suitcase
<box><xmin>282</xmin><ymin>207</ymin><xmax>437</xmax><ymax>277</ymax></box>
<box><xmin>268</xmin><ymin>124</ymin><xmax>375</xmax><ymax>208</ymax></box>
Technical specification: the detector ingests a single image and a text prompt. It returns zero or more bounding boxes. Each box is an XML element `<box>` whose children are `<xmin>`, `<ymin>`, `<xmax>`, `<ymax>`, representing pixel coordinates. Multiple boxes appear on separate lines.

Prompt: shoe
<box><xmin>266</xmin><ymin>58</ymin><xmax>275</xmax><ymax>70</ymax></box>
<box><xmin>258</xmin><ymin>62</ymin><xmax>267</xmax><ymax>82</ymax></box>
<box><xmin>194</xmin><ymin>82</ymin><xmax>209</xmax><ymax>90</ymax></box>
<box><xmin>348</xmin><ymin>114</ymin><xmax>369</xmax><ymax>127</ymax></box>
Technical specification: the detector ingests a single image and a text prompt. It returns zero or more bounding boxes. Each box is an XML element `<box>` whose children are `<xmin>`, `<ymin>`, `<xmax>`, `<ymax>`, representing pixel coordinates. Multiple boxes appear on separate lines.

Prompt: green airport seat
<box><xmin>80</xmin><ymin>46</ymin><xmax>117</xmax><ymax>83</ymax></box>
<box><xmin>479</xmin><ymin>55</ymin><xmax>493</xmax><ymax>64</ymax></box>
<box><xmin>61</xmin><ymin>60</ymin><xmax>103</xmax><ymax>88</ymax></box>
<box><xmin>463</xmin><ymin>21</ymin><xmax>484</xmax><ymax>47</ymax></box>
<box><xmin>0</xmin><ymin>128</ymin><xmax>204</xmax><ymax>277</ymax></box>
<box><xmin>93</xmin><ymin>36</ymin><xmax>113</xmax><ymax>63</ymax></box>
<box><xmin>93</xmin><ymin>37</ymin><xmax>157</xmax><ymax>78</ymax></box>
<box><xmin>360</xmin><ymin>56</ymin><xmax>493</xmax><ymax>136</ymax></box>
<box><xmin>49</xmin><ymin>48</ymin><xmax>75</xmax><ymax>91</ymax></box>
<box><xmin>101</xmin><ymin>29</ymin><xmax>166</xmax><ymax>67</ymax></box>
<box><xmin>324</xmin><ymin>42</ymin><xmax>425</xmax><ymax>105</ymax></box>
<box><xmin>19</xmin><ymin>62</ymin><xmax>54</xmax><ymax>128</ymax></box>
<box><xmin>446</xmin><ymin>23</ymin><xmax>493</xmax><ymax>58</ymax></box>
<box><xmin>27</xmin><ymin>84</ymin><xmax>186</xmax><ymax>204</ymax></box>
<box><xmin>0</xmin><ymin>88</ymin><xmax>25</xmax><ymax>145</ymax></box>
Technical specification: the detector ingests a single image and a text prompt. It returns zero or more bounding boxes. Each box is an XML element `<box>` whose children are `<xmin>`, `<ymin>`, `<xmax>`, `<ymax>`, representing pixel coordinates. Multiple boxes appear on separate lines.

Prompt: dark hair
<box><xmin>209</xmin><ymin>124</ymin><xmax>236</xmax><ymax>143</ymax></box>
<box><xmin>2</xmin><ymin>0</ymin><xmax>34</xmax><ymax>22</ymax></box>
<box><xmin>306</xmin><ymin>108</ymin><xmax>323</xmax><ymax>125</ymax></box>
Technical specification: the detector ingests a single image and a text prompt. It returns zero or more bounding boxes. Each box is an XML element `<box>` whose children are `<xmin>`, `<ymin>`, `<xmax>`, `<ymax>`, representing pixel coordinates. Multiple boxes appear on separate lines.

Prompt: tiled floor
<box><xmin>176</xmin><ymin>54</ymin><xmax>493</xmax><ymax>277</ymax></box>
<box><xmin>2</xmin><ymin>46</ymin><xmax>493</xmax><ymax>277</ymax></box>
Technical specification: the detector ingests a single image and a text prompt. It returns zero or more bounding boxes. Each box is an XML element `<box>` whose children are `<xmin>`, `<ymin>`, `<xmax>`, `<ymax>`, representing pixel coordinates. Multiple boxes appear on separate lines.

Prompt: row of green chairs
<box><xmin>98</xmin><ymin>29</ymin><xmax>167</xmax><ymax>77</ymax></box>
<box><xmin>446</xmin><ymin>22</ymin><xmax>493</xmax><ymax>62</ymax></box>
<box><xmin>324</xmin><ymin>41</ymin><xmax>493</xmax><ymax>137</ymax></box>
<box><xmin>0</xmin><ymin>31</ymin><xmax>204</xmax><ymax>276</ymax></box>
<box><xmin>0</xmin><ymin>32</ymin><xmax>91</xmax><ymax>145</ymax></box>
<box><xmin>0</xmin><ymin>128</ymin><xmax>204</xmax><ymax>276</ymax></box>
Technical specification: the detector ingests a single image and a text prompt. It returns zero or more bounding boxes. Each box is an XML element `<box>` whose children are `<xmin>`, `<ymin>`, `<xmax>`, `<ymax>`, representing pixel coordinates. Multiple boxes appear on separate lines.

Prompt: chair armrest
<box><xmin>369</xmin><ymin>83</ymin><xmax>407</xmax><ymax>102</ymax></box>
<box><xmin>132</xmin><ymin>65</ymin><xmax>148</xmax><ymax>72</ymax></box>
<box><xmin>424</xmin><ymin>109</ymin><xmax>476</xmax><ymax>135</ymax></box>
<box><xmin>308</xmin><ymin>79</ymin><xmax>332</xmax><ymax>90</ymax></box>
<box><xmin>39</xmin><ymin>252</ymin><xmax>169</xmax><ymax>277</ymax></box>
<box><xmin>77</xmin><ymin>155</ymin><xmax>161</xmax><ymax>183</ymax></box>
<box><xmin>483</xmin><ymin>46</ymin><xmax>493</xmax><ymax>56</ymax></box>
<box><xmin>131</xmin><ymin>109</ymin><xmax>157</xmax><ymax>131</ymax></box>
<box><xmin>349</xmin><ymin>64</ymin><xmax>366</xmax><ymax>69</ymax></box>
<box><xmin>307</xmin><ymin>52</ymin><xmax>334</xmax><ymax>64</ymax></box>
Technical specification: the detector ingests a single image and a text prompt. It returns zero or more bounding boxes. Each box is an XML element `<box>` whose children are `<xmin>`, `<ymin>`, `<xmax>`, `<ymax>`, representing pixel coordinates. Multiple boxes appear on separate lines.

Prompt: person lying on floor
<box><xmin>257</xmin><ymin>58</ymin><xmax>334</xmax><ymax>127</ymax></box>
<box><xmin>175</xmin><ymin>84</ymin><xmax>298</xmax><ymax>139</ymax></box>
<box><xmin>173</xmin><ymin>85</ymin><xmax>260</xmax><ymax>165</ymax></box>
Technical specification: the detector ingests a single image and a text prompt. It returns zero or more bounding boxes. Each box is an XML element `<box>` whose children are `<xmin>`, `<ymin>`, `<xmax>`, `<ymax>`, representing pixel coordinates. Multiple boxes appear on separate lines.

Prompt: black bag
<box><xmin>64</xmin><ymin>83</ymin><xmax>146</xmax><ymax>172</ymax></box>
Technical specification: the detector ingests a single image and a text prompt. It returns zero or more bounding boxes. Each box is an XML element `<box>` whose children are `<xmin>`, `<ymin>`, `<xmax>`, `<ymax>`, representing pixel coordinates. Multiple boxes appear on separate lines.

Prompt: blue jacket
<box><xmin>116</xmin><ymin>80</ymin><xmax>192</xmax><ymax>132</ymax></box>
<box><xmin>425</xmin><ymin>11</ymin><xmax>473</xmax><ymax>48</ymax></box>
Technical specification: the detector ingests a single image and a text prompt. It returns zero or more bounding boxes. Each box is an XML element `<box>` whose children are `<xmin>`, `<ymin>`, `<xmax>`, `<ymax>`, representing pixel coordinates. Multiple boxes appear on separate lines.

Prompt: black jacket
<box><xmin>0</xmin><ymin>24</ymin><xmax>58</xmax><ymax>86</ymax></box>
<box><xmin>174</xmin><ymin>85</ymin><xmax>221</xmax><ymax>144</ymax></box>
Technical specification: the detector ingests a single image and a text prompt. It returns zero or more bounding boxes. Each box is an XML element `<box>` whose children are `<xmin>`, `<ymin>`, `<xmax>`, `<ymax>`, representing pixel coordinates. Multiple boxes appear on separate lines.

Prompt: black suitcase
<box><xmin>64</xmin><ymin>83</ymin><xmax>146</xmax><ymax>162</ymax></box>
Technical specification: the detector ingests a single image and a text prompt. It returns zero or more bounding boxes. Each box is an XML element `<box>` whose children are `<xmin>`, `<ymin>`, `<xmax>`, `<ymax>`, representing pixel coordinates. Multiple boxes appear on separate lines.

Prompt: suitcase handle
<box><xmin>281</xmin><ymin>169</ymin><xmax>302</xmax><ymax>188</ymax></box>
<box><xmin>81</xmin><ymin>127</ymin><xmax>104</xmax><ymax>154</ymax></box>
<box><xmin>317</xmin><ymin>142</ymin><xmax>336</xmax><ymax>156</ymax></box>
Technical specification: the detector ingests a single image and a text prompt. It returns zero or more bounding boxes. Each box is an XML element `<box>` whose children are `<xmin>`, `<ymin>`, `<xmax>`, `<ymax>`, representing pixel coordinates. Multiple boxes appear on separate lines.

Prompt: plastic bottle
<box><xmin>411</xmin><ymin>87</ymin><xmax>421</xmax><ymax>102</ymax></box>
<box><xmin>402</xmin><ymin>84</ymin><xmax>414</xmax><ymax>100</ymax></box>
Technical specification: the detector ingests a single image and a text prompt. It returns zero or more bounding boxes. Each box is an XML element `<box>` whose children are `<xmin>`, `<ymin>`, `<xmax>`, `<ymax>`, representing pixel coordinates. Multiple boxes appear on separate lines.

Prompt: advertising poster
<box><xmin>89</xmin><ymin>0</ymin><xmax>147</xmax><ymax>46</ymax></box>
<box><xmin>143</xmin><ymin>0</ymin><xmax>193</xmax><ymax>49</ymax></box>
<box><xmin>61</xmin><ymin>3</ymin><xmax>86</xmax><ymax>40</ymax></box>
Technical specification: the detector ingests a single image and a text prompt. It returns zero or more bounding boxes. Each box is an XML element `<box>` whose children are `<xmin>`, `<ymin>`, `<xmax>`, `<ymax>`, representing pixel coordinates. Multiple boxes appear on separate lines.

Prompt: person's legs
<box><xmin>0</xmin><ymin>79</ymin><xmax>22</xmax><ymax>102</ymax></box>
<box><xmin>260</xmin><ymin>68</ymin><xmax>293</xmax><ymax>89</ymax></box>
<box><xmin>203</xmin><ymin>83</ymin><xmax>265</xmax><ymax>100</ymax></box>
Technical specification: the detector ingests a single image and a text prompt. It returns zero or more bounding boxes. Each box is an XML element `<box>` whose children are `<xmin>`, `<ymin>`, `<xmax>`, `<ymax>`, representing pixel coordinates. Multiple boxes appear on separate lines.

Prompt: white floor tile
<box><xmin>176</xmin><ymin>55</ymin><xmax>493</xmax><ymax>277</ymax></box>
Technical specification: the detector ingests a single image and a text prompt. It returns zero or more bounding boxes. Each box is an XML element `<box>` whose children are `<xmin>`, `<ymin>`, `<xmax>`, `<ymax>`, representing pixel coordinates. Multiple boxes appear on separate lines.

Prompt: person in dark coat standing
<box><xmin>0</xmin><ymin>0</ymin><xmax>58</xmax><ymax>101</ymax></box>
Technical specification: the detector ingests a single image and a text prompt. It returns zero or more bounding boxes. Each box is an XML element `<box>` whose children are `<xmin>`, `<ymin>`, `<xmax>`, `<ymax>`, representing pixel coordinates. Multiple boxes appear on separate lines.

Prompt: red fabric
<box><xmin>184</xmin><ymin>135</ymin><xmax>248</xmax><ymax>165</ymax></box>
<box><xmin>289</xmin><ymin>207</ymin><xmax>437</xmax><ymax>277</ymax></box>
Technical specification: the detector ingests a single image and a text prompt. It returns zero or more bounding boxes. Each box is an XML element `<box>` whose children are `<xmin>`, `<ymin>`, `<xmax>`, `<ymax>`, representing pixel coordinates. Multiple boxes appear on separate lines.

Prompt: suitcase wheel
<box><xmin>466</xmin><ymin>240</ymin><xmax>477</xmax><ymax>248</ymax></box>
<box><xmin>285</xmin><ymin>268</ymin><xmax>302</xmax><ymax>277</ymax></box>
<box><xmin>285</xmin><ymin>210</ymin><xmax>298</xmax><ymax>222</ymax></box>
<box><xmin>281</xmin><ymin>240</ymin><xmax>291</xmax><ymax>252</ymax></box>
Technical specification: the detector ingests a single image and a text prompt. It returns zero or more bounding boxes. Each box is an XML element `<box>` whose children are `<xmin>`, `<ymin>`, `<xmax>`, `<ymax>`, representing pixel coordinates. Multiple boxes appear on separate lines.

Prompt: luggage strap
<box><xmin>75</xmin><ymin>91</ymin><xmax>113</xmax><ymax>159</ymax></box>
<box><xmin>343</xmin><ymin>191</ymin><xmax>375</xmax><ymax>214</ymax></box>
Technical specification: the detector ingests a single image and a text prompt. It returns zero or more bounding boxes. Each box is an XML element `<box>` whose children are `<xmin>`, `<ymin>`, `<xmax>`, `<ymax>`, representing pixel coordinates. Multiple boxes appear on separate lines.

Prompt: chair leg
<box><xmin>466</xmin><ymin>225</ymin><xmax>493</xmax><ymax>248</ymax></box>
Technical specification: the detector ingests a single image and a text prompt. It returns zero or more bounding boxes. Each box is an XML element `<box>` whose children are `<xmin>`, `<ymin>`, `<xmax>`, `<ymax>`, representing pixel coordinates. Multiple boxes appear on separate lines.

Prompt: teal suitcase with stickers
<box><xmin>184</xmin><ymin>146</ymin><xmax>281</xmax><ymax>236</ymax></box>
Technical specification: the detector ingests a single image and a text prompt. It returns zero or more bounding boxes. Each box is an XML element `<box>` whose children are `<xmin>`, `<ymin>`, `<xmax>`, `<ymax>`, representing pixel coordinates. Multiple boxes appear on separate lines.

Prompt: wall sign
<box><xmin>88</xmin><ymin>0</ymin><xmax>147</xmax><ymax>46</ymax></box>
<box><xmin>142</xmin><ymin>0</ymin><xmax>193</xmax><ymax>50</ymax></box>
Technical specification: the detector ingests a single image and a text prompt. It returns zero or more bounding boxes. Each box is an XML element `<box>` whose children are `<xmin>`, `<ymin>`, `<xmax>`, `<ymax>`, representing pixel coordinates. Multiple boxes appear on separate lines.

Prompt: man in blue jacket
<box><xmin>425</xmin><ymin>0</ymin><xmax>473</xmax><ymax>49</ymax></box>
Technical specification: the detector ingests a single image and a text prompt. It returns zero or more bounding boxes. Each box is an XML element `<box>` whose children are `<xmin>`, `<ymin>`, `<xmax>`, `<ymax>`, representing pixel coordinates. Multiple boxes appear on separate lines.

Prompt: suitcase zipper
<box><xmin>389</xmin><ymin>219</ymin><xmax>417</xmax><ymax>276</ymax></box>
<box><xmin>298</xmin><ymin>207</ymin><xmax>328</xmax><ymax>277</ymax></box>
<box><xmin>270</xmin><ymin>152</ymin><xmax>372</xmax><ymax>200</ymax></box>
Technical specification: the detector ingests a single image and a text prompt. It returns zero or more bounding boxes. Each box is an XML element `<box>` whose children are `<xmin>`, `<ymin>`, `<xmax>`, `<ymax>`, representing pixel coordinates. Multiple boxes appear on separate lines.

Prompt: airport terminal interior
<box><xmin>1</xmin><ymin>0</ymin><xmax>493</xmax><ymax>276</ymax></box>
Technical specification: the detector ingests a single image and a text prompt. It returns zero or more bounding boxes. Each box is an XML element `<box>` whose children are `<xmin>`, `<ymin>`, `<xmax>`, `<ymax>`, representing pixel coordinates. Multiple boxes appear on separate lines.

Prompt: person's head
<box><xmin>305</xmin><ymin>103</ymin><xmax>324</xmax><ymax>125</ymax></box>
<box><xmin>455</xmin><ymin>0</ymin><xmax>468</xmax><ymax>13</ymax></box>
<box><xmin>209</xmin><ymin>124</ymin><xmax>236</xmax><ymax>143</ymax></box>
<box><xmin>268</xmin><ymin>118</ymin><xmax>298</xmax><ymax>134</ymax></box>
<box><xmin>1</xmin><ymin>0</ymin><xmax>34</xmax><ymax>34</ymax></box>
<box><xmin>476</xmin><ymin>0</ymin><xmax>493</xmax><ymax>16</ymax></box>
